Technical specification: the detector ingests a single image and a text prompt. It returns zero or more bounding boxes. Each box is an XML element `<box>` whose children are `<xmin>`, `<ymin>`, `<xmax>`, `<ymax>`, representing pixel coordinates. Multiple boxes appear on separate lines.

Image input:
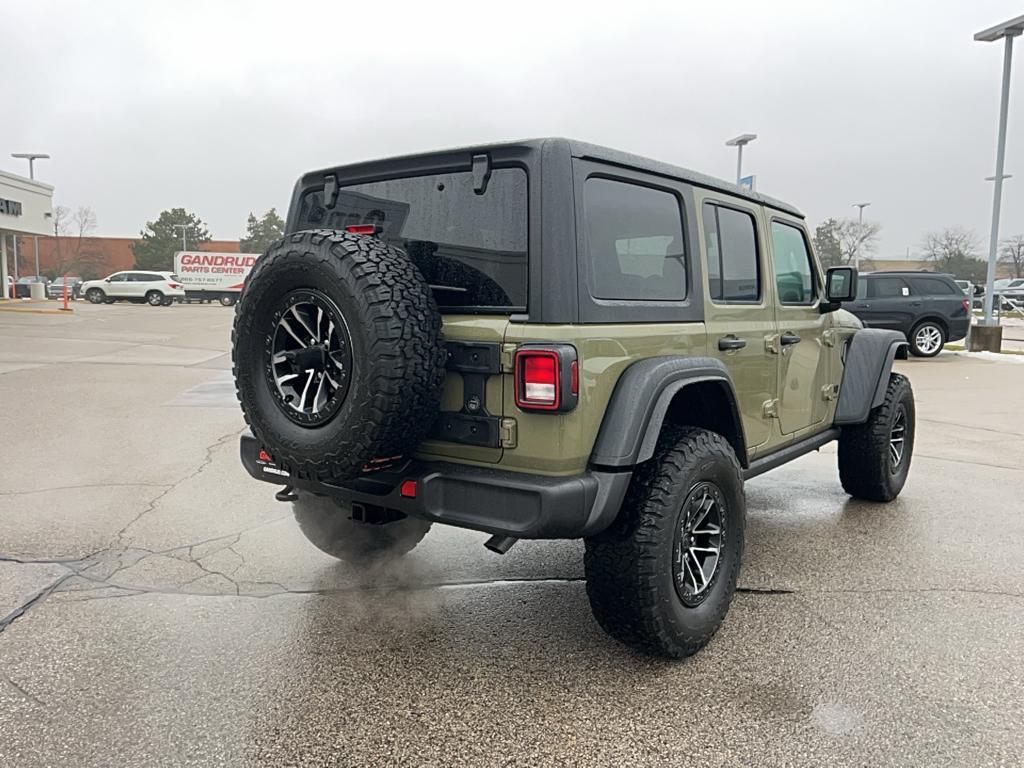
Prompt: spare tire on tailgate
<box><xmin>232</xmin><ymin>229</ymin><xmax>446</xmax><ymax>482</ymax></box>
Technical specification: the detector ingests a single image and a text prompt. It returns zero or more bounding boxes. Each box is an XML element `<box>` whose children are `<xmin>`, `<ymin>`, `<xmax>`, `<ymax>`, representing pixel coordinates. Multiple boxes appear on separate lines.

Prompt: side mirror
<box><xmin>104</xmin><ymin>277</ymin><xmax>111</xmax><ymax>283</ymax></box>
<box><xmin>825</xmin><ymin>266</ymin><xmax>857</xmax><ymax>304</ymax></box>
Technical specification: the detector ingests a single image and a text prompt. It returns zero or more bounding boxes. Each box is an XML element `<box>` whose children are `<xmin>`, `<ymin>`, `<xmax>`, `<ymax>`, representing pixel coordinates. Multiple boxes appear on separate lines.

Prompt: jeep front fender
<box><xmin>834</xmin><ymin>328</ymin><xmax>908</xmax><ymax>425</ymax></box>
<box><xmin>589</xmin><ymin>356</ymin><xmax>747</xmax><ymax>469</ymax></box>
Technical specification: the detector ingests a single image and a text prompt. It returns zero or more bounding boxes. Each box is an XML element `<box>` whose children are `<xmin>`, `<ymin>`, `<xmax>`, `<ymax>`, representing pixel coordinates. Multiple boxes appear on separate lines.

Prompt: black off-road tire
<box><xmin>584</xmin><ymin>427</ymin><xmax>745</xmax><ymax>659</ymax></box>
<box><xmin>292</xmin><ymin>491</ymin><xmax>431</xmax><ymax>563</ymax></box>
<box><xmin>838</xmin><ymin>372</ymin><xmax>915</xmax><ymax>502</ymax></box>
<box><xmin>232</xmin><ymin>230</ymin><xmax>446</xmax><ymax>482</ymax></box>
<box><xmin>908</xmin><ymin>320</ymin><xmax>945</xmax><ymax>357</ymax></box>
<box><xmin>86</xmin><ymin>288</ymin><xmax>104</xmax><ymax>304</ymax></box>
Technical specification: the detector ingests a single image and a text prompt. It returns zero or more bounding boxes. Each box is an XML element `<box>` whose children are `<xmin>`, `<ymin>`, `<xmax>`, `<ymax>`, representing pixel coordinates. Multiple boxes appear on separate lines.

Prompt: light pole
<box><xmin>172</xmin><ymin>224</ymin><xmax>193</xmax><ymax>252</ymax></box>
<box><xmin>975</xmin><ymin>14</ymin><xmax>1023</xmax><ymax>328</ymax></box>
<box><xmin>725</xmin><ymin>134</ymin><xmax>757</xmax><ymax>186</ymax></box>
<box><xmin>852</xmin><ymin>202</ymin><xmax>871</xmax><ymax>270</ymax></box>
<box><xmin>11</xmin><ymin>153</ymin><xmax>50</xmax><ymax>278</ymax></box>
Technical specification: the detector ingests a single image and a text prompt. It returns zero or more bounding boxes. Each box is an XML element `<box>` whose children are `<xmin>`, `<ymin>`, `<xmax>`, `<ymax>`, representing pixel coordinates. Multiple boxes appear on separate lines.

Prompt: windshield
<box><xmin>297</xmin><ymin>168</ymin><xmax>528</xmax><ymax>311</ymax></box>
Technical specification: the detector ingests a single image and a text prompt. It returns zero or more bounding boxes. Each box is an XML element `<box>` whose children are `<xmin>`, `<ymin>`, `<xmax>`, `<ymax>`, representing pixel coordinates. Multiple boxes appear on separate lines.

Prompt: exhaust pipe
<box><xmin>484</xmin><ymin>535</ymin><xmax>519</xmax><ymax>555</ymax></box>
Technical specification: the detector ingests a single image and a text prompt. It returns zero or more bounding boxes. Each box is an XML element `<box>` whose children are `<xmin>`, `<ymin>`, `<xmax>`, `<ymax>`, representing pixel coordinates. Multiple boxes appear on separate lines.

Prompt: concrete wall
<box><xmin>0</xmin><ymin>171</ymin><xmax>53</xmax><ymax>237</ymax></box>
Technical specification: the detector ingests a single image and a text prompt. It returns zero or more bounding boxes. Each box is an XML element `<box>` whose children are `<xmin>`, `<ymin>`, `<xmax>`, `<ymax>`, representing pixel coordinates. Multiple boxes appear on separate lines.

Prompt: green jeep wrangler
<box><xmin>234</xmin><ymin>138</ymin><xmax>915</xmax><ymax>658</ymax></box>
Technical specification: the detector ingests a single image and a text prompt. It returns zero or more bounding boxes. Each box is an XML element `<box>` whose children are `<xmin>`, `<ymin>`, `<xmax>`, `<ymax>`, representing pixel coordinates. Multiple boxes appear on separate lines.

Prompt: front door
<box><xmin>107</xmin><ymin>272</ymin><xmax>131</xmax><ymax>297</ymax></box>
<box><xmin>699</xmin><ymin>197</ymin><xmax>777</xmax><ymax>451</ymax></box>
<box><xmin>768</xmin><ymin>218</ymin><xmax>830</xmax><ymax>435</ymax></box>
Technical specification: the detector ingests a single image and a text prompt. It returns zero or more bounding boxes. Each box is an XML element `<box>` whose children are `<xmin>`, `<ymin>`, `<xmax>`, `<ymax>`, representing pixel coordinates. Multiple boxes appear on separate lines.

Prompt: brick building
<box><xmin>11</xmin><ymin>235</ymin><xmax>240</xmax><ymax>280</ymax></box>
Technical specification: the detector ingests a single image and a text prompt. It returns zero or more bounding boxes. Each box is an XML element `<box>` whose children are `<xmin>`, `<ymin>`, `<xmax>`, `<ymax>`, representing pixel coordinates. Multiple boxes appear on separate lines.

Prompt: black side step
<box><xmin>742</xmin><ymin>428</ymin><xmax>840</xmax><ymax>481</ymax></box>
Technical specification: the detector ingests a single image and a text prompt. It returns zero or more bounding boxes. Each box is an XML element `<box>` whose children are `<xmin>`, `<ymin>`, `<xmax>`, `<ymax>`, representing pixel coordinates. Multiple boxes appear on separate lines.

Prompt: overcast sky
<box><xmin>3</xmin><ymin>0</ymin><xmax>1022</xmax><ymax>258</ymax></box>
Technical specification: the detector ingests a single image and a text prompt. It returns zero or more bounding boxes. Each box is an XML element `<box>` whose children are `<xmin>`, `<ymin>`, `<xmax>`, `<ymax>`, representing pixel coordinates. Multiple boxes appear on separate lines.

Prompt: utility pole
<box><xmin>11</xmin><ymin>153</ymin><xmax>49</xmax><ymax>277</ymax></box>
<box><xmin>852</xmin><ymin>202</ymin><xmax>871</xmax><ymax>270</ymax></box>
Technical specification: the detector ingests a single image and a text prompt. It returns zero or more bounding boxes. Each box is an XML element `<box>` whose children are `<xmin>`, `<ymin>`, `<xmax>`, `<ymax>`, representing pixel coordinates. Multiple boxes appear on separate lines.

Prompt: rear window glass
<box><xmin>297</xmin><ymin>168</ymin><xmax>528</xmax><ymax>310</ymax></box>
<box><xmin>583</xmin><ymin>178</ymin><xmax>687</xmax><ymax>301</ymax></box>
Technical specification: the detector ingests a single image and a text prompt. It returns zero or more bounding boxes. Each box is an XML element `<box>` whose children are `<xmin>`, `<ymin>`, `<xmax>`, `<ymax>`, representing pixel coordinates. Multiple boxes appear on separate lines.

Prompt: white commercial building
<box><xmin>0</xmin><ymin>169</ymin><xmax>54</xmax><ymax>298</ymax></box>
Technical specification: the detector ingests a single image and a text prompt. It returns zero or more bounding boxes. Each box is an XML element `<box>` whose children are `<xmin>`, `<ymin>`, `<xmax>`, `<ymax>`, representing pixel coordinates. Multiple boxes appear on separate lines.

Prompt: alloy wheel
<box><xmin>265</xmin><ymin>290</ymin><xmax>353</xmax><ymax>426</ymax></box>
<box><xmin>914</xmin><ymin>324</ymin><xmax>943</xmax><ymax>355</ymax></box>
<box><xmin>889</xmin><ymin>404</ymin><xmax>907</xmax><ymax>471</ymax></box>
<box><xmin>672</xmin><ymin>482</ymin><xmax>726</xmax><ymax>607</ymax></box>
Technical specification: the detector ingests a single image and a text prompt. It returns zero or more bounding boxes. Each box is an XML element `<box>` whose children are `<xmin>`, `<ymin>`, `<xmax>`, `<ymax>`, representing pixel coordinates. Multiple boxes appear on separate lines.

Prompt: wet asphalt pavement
<box><xmin>1</xmin><ymin>302</ymin><xmax>1022</xmax><ymax>766</ymax></box>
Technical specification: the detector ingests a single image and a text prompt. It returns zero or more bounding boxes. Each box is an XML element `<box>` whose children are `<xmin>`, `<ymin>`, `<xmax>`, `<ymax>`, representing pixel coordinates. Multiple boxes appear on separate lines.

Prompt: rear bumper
<box><xmin>948</xmin><ymin>315</ymin><xmax>969</xmax><ymax>343</ymax></box>
<box><xmin>239</xmin><ymin>433</ymin><xmax>630</xmax><ymax>540</ymax></box>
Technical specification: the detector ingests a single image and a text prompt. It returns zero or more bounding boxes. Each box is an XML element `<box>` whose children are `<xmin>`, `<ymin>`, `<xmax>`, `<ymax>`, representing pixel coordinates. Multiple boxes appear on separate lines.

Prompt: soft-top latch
<box><xmin>471</xmin><ymin>154</ymin><xmax>491</xmax><ymax>195</ymax></box>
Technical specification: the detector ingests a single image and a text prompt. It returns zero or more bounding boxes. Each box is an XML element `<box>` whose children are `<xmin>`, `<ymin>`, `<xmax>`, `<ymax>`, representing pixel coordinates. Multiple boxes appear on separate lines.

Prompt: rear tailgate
<box><xmin>416</xmin><ymin>315</ymin><xmax>511</xmax><ymax>465</ymax></box>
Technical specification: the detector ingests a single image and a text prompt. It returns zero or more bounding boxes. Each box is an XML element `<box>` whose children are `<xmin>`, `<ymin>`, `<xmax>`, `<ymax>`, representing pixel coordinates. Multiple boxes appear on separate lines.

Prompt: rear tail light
<box><xmin>962</xmin><ymin>298</ymin><xmax>970</xmax><ymax>312</ymax></box>
<box><xmin>345</xmin><ymin>224</ymin><xmax>381</xmax><ymax>236</ymax></box>
<box><xmin>169</xmin><ymin>283</ymin><xmax>182</xmax><ymax>289</ymax></box>
<box><xmin>514</xmin><ymin>345</ymin><xmax>578</xmax><ymax>413</ymax></box>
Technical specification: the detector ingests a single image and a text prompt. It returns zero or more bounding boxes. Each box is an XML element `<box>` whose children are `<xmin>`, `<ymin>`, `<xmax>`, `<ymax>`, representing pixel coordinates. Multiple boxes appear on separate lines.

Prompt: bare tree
<box><xmin>50</xmin><ymin>205</ymin><xmax>102</xmax><ymax>277</ymax></box>
<box><xmin>836</xmin><ymin>218</ymin><xmax>881</xmax><ymax>266</ymax></box>
<box><xmin>1000</xmin><ymin>235</ymin><xmax>1024</xmax><ymax>279</ymax></box>
<box><xmin>921</xmin><ymin>227</ymin><xmax>986</xmax><ymax>281</ymax></box>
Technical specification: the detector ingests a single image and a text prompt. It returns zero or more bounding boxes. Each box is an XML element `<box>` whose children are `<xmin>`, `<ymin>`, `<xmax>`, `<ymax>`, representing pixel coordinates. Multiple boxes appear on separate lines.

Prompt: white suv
<box><xmin>81</xmin><ymin>271</ymin><xmax>186</xmax><ymax>307</ymax></box>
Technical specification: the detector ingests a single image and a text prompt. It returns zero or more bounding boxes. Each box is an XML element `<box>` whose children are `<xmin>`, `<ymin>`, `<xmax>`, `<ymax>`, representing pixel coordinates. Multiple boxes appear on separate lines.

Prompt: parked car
<box><xmin>79</xmin><ymin>271</ymin><xmax>186</xmax><ymax>306</ymax></box>
<box><xmin>997</xmin><ymin>277</ymin><xmax>1024</xmax><ymax>300</ymax></box>
<box><xmin>14</xmin><ymin>275</ymin><xmax>51</xmax><ymax>299</ymax></box>
<box><xmin>47</xmin><ymin>277</ymin><xmax>82</xmax><ymax>300</ymax></box>
<box><xmin>849</xmin><ymin>271</ymin><xmax>969</xmax><ymax>357</ymax></box>
<box><xmin>233</xmin><ymin>138</ymin><xmax>914</xmax><ymax>660</ymax></box>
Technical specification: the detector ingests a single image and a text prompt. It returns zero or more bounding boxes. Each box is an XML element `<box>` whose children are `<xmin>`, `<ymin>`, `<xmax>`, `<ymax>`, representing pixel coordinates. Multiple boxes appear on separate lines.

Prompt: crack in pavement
<box><xmin>112</xmin><ymin>426</ymin><xmax>247</xmax><ymax>544</ymax></box>
<box><xmin>0</xmin><ymin>482</ymin><xmax>173</xmax><ymax>498</ymax></box>
<box><xmin>1</xmin><ymin>670</ymin><xmax>46</xmax><ymax>706</ymax></box>
<box><xmin>0</xmin><ymin>427</ymin><xmax>248</xmax><ymax>635</ymax></box>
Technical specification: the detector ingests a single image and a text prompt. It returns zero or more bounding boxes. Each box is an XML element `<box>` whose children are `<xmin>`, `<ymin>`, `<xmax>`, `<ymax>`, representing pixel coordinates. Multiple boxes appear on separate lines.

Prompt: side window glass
<box><xmin>770</xmin><ymin>220</ymin><xmax>816</xmax><ymax>305</ymax></box>
<box><xmin>110</xmin><ymin>273</ymin><xmax>127</xmax><ymax>283</ymax></box>
<box><xmin>584</xmin><ymin>178</ymin><xmax>687</xmax><ymax>301</ymax></box>
<box><xmin>870</xmin><ymin>277</ymin><xmax>909</xmax><ymax>298</ymax></box>
<box><xmin>702</xmin><ymin>203</ymin><xmax>759</xmax><ymax>302</ymax></box>
<box><xmin>909</xmin><ymin>277</ymin><xmax>956</xmax><ymax>295</ymax></box>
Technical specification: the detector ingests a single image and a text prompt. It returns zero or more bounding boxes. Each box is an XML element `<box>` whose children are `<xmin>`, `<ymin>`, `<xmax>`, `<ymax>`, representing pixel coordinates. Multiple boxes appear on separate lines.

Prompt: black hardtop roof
<box><xmin>308</xmin><ymin>137</ymin><xmax>804</xmax><ymax>218</ymax></box>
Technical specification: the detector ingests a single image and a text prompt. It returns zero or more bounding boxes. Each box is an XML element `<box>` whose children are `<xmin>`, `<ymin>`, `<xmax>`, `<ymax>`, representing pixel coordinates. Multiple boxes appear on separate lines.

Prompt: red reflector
<box><xmin>345</xmin><ymin>224</ymin><xmax>379</xmax><ymax>235</ymax></box>
<box><xmin>258</xmin><ymin>449</ymin><xmax>272</xmax><ymax>463</ymax></box>
<box><xmin>516</xmin><ymin>350</ymin><xmax>560</xmax><ymax>410</ymax></box>
<box><xmin>400</xmin><ymin>479</ymin><xmax>418</xmax><ymax>498</ymax></box>
<box><xmin>570</xmin><ymin>360</ymin><xmax>579</xmax><ymax>396</ymax></box>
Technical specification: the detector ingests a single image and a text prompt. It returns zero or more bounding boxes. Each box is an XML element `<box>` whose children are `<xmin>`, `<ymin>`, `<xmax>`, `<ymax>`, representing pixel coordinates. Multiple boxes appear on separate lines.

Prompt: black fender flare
<box><xmin>589</xmin><ymin>356</ymin><xmax>747</xmax><ymax>469</ymax></box>
<box><xmin>834</xmin><ymin>328</ymin><xmax>908</xmax><ymax>425</ymax></box>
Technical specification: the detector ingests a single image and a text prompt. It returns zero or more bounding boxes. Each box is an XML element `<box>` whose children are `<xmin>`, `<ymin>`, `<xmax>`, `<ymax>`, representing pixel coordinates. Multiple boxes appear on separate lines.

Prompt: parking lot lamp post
<box><xmin>725</xmin><ymin>134</ymin><xmax>757</xmax><ymax>185</ymax></box>
<box><xmin>172</xmin><ymin>224</ymin><xmax>193</xmax><ymax>252</ymax></box>
<box><xmin>852</xmin><ymin>202</ymin><xmax>871</xmax><ymax>270</ymax></box>
<box><xmin>11</xmin><ymin>153</ymin><xmax>50</xmax><ymax>277</ymax></box>
<box><xmin>975</xmin><ymin>15</ymin><xmax>1023</xmax><ymax>326</ymax></box>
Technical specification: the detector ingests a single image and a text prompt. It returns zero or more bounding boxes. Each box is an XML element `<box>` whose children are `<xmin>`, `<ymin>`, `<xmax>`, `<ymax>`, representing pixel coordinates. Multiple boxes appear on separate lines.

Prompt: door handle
<box><xmin>910</xmin><ymin>301</ymin><xmax>923</xmax><ymax>307</ymax></box>
<box><xmin>718</xmin><ymin>336</ymin><xmax>747</xmax><ymax>351</ymax></box>
<box><xmin>855</xmin><ymin>303</ymin><xmax>870</xmax><ymax>308</ymax></box>
<box><xmin>780</xmin><ymin>332</ymin><xmax>802</xmax><ymax>346</ymax></box>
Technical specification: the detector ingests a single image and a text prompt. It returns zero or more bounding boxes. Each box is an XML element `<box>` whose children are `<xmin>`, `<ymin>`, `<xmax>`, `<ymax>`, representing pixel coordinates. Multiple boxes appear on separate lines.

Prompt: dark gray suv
<box><xmin>849</xmin><ymin>271</ymin><xmax>970</xmax><ymax>357</ymax></box>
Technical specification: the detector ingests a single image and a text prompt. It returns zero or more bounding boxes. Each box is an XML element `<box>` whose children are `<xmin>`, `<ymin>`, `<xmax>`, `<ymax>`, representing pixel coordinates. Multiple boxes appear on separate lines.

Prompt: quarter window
<box><xmin>583</xmin><ymin>178</ymin><xmax>687</xmax><ymax>301</ymax></box>
<box><xmin>908</xmin><ymin>277</ymin><xmax>957</xmax><ymax>295</ymax></box>
<box><xmin>702</xmin><ymin>203</ymin><xmax>760</xmax><ymax>302</ymax></box>
<box><xmin>770</xmin><ymin>221</ymin><xmax>816</xmax><ymax>305</ymax></box>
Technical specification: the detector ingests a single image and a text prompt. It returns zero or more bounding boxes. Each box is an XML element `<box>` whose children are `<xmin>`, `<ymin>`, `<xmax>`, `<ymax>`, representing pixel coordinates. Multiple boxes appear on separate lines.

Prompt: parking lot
<box><xmin>1</xmin><ymin>302</ymin><xmax>1023</xmax><ymax>766</ymax></box>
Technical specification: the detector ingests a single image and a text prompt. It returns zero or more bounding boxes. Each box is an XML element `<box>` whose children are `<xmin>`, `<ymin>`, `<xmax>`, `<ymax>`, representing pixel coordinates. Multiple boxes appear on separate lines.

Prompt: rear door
<box><xmin>768</xmin><ymin>216</ymin><xmax>830</xmax><ymax>435</ymax></box>
<box><xmin>698</xmin><ymin>194</ymin><xmax>777</xmax><ymax>451</ymax></box>
<box><xmin>855</xmin><ymin>275</ymin><xmax>914</xmax><ymax>332</ymax></box>
<box><xmin>907</xmin><ymin>275</ymin><xmax>965</xmax><ymax>317</ymax></box>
